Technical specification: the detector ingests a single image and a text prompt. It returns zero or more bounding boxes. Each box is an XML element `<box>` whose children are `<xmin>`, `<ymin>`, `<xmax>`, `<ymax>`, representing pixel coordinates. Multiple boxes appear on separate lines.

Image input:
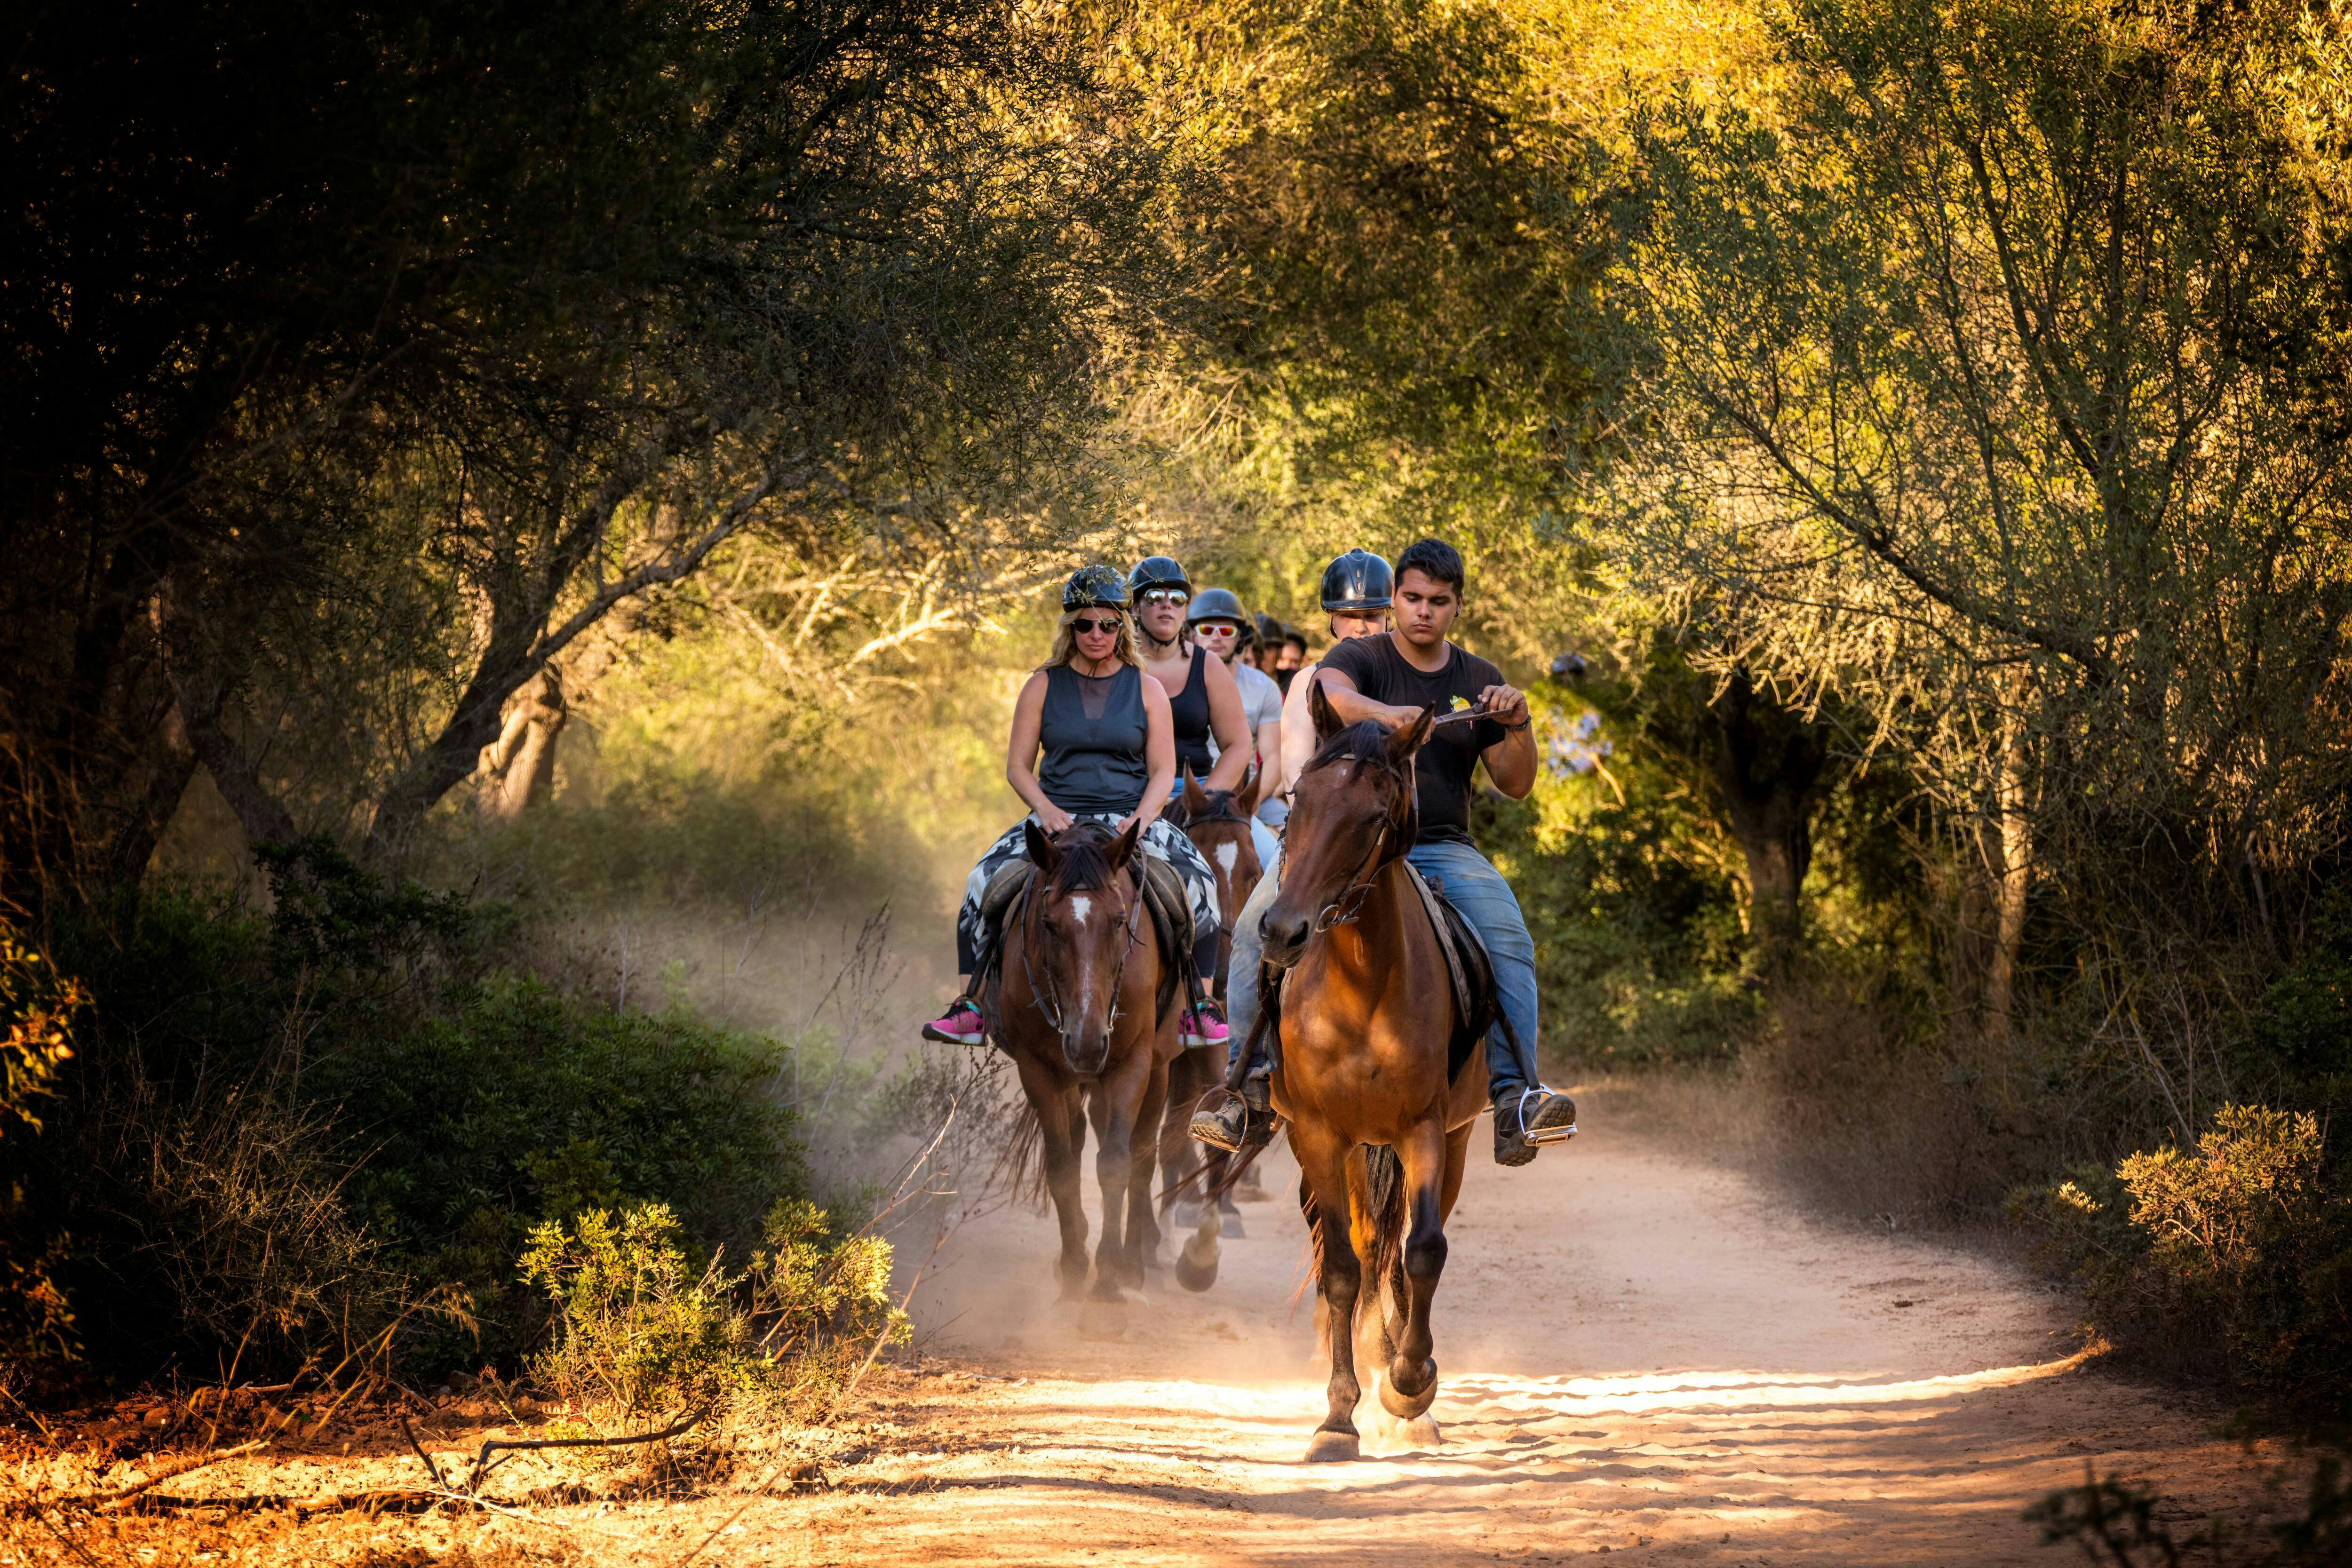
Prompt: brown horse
<box><xmin>1160</xmin><ymin>765</ymin><xmax>1264</xmax><ymax>1287</ymax></box>
<box><xmin>991</xmin><ymin>817</ymin><xmax>1184</xmax><ymax>1327</ymax></box>
<box><xmin>1255</xmin><ymin>695</ymin><xmax>1487</xmax><ymax>1461</ymax></box>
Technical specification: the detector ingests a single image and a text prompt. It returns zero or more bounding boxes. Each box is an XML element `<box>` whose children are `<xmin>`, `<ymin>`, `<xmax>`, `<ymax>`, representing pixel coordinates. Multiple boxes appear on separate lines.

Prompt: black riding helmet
<box><xmin>1319</xmin><ymin>549</ymin><xmax>1394</xmax><ymax>612</ymax></box>
<box><xmin>1063</xmin><ymin>563</ymin><xmax>1130</xmax><ymax>610</ymax></box>
<box><xmin>1185</xmin><ymin>586</ymin><xmax>1247</xmax><ymax>627</ymax></box>
<box><xmin>1127</xmin><ymin>555</ymin><xmax>1192</xmax><ymax>597</ymax></box>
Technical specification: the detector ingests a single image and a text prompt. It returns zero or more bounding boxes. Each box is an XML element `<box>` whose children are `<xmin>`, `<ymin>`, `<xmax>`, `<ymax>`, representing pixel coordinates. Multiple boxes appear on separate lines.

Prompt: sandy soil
<box><xmin>5</xmin><ymin>1105</ymin><xmax>2288</xmax><ymax>1566</ymax></box>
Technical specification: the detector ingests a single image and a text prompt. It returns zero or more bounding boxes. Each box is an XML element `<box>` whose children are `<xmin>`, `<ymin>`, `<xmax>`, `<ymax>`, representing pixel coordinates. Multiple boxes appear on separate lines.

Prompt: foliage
<box><xmin>2027</xmin><ymin>1457</ymin><xmax>2352</xmax><ymax>1567</ymax></box>
<box><xmin>13</xmin><ymin>842</ymin><xmax>811</xmax><ymax>1381</ymax></box>
<box><xmin>4</xmin><ymin>0</ymin><xmax>1187</xmax><ymax>913</ymax></box>
<box><xmin>520</xmin><ymin>1199</ymin><xmax>901</xmax><ymax>1443</ymax></box>
<box><xmin>0</xmin><ymin>928</ymin><xmax>87</xmax><ymax>1359</ymax></box>
<box><xmin>2013</xmin><ymin>1106</ymin><xmax>2352</xmax><ymax>1419</ymax></box>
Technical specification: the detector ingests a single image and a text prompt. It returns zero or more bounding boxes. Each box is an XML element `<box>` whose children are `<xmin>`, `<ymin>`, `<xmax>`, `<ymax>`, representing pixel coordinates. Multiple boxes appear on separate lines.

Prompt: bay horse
<box><xmin>1160</xmin><ymin>765</ymin><xmax>1264</xmax><ymax>1287</ymax></box>
<box><xmin>1254</xmin><ymin>694</ymin><xmax>1487</xmax><ymax>1461</ymax></box>
<box><xmin>991</xmin><ymin>817</ymin><xmax>1184</xmax><ymax>1329</ymax></box>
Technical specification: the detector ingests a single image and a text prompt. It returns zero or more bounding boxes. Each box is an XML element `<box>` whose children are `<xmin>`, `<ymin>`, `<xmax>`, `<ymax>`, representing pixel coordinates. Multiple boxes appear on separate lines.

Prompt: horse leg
<box><xmin>1162</xmin><ymin>1049</ymin><xmax>1208</xmax><ymax>1229</ymax></box>
<box><xmin>1079</xmin><ymin>1067</ymin><xmax>1141</xmax><ymax>1327</ymax></box>
<box><xmin>1293</xmin><ymin>1128</ymin><xmax>1364</xmax><ymax>1462</ymax></box>
<box><xmin>1126</xmin><ymin>1055</ymin><xmax>1168</xmax><ymax>1286</ymax></box>
<box><xmin>1379</xmin><ymin>1119</ymin><xmax>1451</xmax><ymax>1427</ymax></box>
<box><xmin>1026</xmin><ymin>1071</ymin><xmax>1089</xmax><ymax>1304</ymax></box>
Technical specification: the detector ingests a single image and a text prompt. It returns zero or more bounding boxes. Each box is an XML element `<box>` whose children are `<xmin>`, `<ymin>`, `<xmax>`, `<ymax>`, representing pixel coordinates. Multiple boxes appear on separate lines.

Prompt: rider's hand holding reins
<box><xmin>1476</xmin><ymin>682</ymin><xmax>1530</xmax><ymax>727</ymax></box>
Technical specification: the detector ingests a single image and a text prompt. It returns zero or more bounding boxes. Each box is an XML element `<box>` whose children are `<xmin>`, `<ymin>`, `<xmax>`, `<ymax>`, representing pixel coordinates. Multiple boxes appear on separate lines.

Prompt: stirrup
<box><xmin>1511</xmin><ymin>1086</ymin><xmax>1579</xmax><ymax>1146</ymax></box>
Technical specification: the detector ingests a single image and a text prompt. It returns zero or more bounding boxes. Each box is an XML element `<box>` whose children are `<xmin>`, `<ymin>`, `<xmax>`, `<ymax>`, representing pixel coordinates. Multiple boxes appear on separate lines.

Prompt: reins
<box><xmin>1286</xmin><ymin>754</ymin><xmax>1414</xmax><ymax>934</ymax></box>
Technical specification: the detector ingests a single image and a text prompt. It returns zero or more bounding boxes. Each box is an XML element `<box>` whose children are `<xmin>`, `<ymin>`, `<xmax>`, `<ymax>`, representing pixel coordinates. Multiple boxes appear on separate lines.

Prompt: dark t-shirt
<box><xmin>1319</xmin><ymin>634</ymin><xmax>1508</xmax><ymax>845</ymax></box>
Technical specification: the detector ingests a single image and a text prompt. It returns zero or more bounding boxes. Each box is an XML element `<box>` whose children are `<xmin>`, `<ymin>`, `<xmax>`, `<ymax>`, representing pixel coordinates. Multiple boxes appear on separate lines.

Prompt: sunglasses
<box><xmin>1138</xmin><ymin>588</ymin><xmax>1189</xmax><ymax>606</ymax></box>
<box><xmin>1070</xmin><ymin>614</ymin><xmax>1122</xmax><ymax>635</ymax></box>
<box><xmin>1194</xmin><ymin>621</ymin><xmax>1239</xmax><ymax>635</ymax></box>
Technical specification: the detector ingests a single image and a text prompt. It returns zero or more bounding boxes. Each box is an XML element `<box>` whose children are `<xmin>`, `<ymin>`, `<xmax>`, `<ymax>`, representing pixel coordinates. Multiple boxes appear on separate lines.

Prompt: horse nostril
<box><xmin>1260</xmin><ymin>910</ymin><xmax>1309</xmax><ymax>957</ymax></box>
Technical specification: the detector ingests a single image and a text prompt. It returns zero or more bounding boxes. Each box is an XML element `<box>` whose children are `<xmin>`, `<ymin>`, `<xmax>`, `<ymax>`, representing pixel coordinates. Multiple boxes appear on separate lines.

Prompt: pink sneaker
<box><xmin>921</xmin><ymin>1002</ymin><xmax>986</xmax><ymax>1046</ymax></box>
<box><xmin>1181</xmin><ymin>1007</ymin><xmax>1229</xmax><ymax>1047</ymax></box>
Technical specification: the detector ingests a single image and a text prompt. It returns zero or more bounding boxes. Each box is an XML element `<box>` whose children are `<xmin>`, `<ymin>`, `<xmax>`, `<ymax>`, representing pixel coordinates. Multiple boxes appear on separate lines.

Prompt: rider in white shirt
<box><xmin>1186</xmin><ymin>587</ymin><xmax>1283</xmax><ymax>874</ymax></box>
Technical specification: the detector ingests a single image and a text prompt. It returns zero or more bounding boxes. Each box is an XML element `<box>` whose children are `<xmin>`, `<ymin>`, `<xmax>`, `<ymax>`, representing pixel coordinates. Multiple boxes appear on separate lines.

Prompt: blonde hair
<box><xmin>1042</xmin><ymin>606</ymin><xmax>1140</xmax><ymax>670</ymax></box>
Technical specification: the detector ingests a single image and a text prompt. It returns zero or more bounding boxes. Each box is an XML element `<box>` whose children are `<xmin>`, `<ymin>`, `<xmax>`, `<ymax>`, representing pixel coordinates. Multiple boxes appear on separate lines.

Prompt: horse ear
<box><xmin>1309</xmin><ymin>674</ymin><xmax>1343</xmax><ymax>743</ymax></box>
<box><xmin>1181</xmin><ymin>765</ymin><xmax>1208</xmax><ymax>821</ymax></box>
<box><xmin>1109</xmin><ymin>817</ymin><xmax>1142</xmax><ymax>870</ymax></box>
<box><xmin>1386</xmin><ymin>705</ymin><xmax>1436</xmax><ymax>766</ymax></box>
<box><xmin>1023</xmin><ymin>818</ymin><xmax>1059</xmax><ymax>871</ymax></box>
<box><xmin>1235</xmin><ymin>760</ymin><xmax>1262</xmax><ymax>814</ymax></box>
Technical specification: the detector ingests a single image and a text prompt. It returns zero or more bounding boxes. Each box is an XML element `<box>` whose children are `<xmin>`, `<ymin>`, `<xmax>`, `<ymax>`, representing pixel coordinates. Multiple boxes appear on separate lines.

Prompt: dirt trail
<box><xmin>785</xmin><ymin>1105</ymin><xmax>2273</xmax><ymax>1565</ymax></box>
<box><xmin>13</xmin><ymin>1108</ymin><xmax>2281</xmax><ymax>1567</ymax></box>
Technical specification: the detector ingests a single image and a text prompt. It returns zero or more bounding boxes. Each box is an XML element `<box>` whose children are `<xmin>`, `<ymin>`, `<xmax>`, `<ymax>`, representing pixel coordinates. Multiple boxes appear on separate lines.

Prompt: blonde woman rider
<box><xmin>924</xmin><ymin>565</ymin><xmax>1228</xmax><ymax>1049</ymax></box>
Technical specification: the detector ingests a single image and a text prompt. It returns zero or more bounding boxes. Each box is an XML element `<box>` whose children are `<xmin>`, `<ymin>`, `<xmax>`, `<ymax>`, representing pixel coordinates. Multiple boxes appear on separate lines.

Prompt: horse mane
<box><xmin>1301</xmin><ymin>718</ymin><xmax>1406</xmax><ymax>778</ymax></box>
<box><xmin>1172</xmin><ymin>788</ymin><xmax>1250</xmax><ymax>827</ymax></box>
<box><xmin>1046</xmin><ymin>820</ymin><xmax>1127</xmax><ymax>894</ymax></box>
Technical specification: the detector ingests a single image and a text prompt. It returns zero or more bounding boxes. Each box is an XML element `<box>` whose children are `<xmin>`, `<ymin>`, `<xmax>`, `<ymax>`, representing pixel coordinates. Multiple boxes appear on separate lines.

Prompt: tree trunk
<box><xmin>1707</xmin><ymin>672</ymin><xmax>1828</xmax><ymax>983</ymax></box>
<box><xmin>1983</xmin><ymin>689</ymin><xmax>2033</xmax><ymax>1037</ymax></box>
<box><xmin>477</xmin><ymin>666</ymin><xmax>568</xmax><ymax>822</ymax></box>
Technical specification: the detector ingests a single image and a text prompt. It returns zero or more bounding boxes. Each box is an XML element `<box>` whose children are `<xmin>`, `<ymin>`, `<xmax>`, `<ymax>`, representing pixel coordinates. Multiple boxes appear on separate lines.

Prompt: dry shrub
<box><xmin>1732</xmin><ymin>982</ymin><xmax>2021</xmax><ymax>1227</ymax></box>
<box><xmin>113</xmin><ymin>1080</ymin><xmax>406</xmax><ymax>1372</ymax></box>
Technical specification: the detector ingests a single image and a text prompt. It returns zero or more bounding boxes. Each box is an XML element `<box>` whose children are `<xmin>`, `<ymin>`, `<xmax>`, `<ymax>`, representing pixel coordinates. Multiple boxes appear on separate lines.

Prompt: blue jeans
<box><xmin>1224</xmin><ymin>838</ymin><xmax>1540</xmax><ymax>1099</ymax></box>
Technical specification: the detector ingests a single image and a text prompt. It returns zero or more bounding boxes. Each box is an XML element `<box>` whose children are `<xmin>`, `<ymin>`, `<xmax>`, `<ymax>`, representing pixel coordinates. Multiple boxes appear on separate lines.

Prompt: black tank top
<box><xmin>1036</xmin><ymin>662</ymin><xmax>1150</xmax><ymax>816</ymax></box>
<box><xmin>1167</xmin><ymin>645</ymin><xmax>1213</xmax><ymax>778</ymax></box>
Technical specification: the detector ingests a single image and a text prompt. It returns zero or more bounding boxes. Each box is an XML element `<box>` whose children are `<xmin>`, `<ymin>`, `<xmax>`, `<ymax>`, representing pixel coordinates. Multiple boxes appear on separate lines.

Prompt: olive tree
<box><xmin>1600</xmin><ymin>0</ymin><xmax>2352</xmax><ymax>1024</ymax></box>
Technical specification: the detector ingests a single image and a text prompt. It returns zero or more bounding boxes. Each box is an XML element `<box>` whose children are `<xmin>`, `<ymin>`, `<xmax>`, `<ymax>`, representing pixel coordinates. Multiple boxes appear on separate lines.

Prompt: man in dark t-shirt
<box><xmin>1195</xmin><ymin>539</ymin><xmax>1578</xmax><ymax>1167</ymax></box>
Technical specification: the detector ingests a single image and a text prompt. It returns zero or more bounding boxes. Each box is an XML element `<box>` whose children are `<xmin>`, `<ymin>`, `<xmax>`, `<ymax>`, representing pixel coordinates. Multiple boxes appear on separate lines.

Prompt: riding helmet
<box><xmin>1253</xmin><ymin>611</ymin><xmax>1284</xmax><ymax>648</ymax></box>
<box><xmin>1062</xmin><ymin>563</ymin><xmax>1130</xmax><ymax>610</ymax></box>
<box><xmin>1127</xmin><ymin>555</ymin><xmax>1192</xmax><ymax>597</ymax></box>
<box><xmin>1185</xmin><ymin>587</ymin><xmax>1247</xmax><ymax>627</ymax></box>
<box><xmin>1319</xmin><ymin>549</ymin><xmax>1394</xmax><ymax>612</ymax></box>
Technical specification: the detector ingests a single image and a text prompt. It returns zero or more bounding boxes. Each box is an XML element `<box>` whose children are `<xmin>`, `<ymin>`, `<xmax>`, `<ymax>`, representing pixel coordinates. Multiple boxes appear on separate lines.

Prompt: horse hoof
<box><xmin>1304</xmin><ymin>1428</ymin><xmax>1361</xmax><ymax>1464</ymax></box>
<box><xmin>1078</xmin><ymin>1299</ymin><xmax>1128</xmax><ymax>1339</ymax></box>
<box><xmin>1393</xmin><ymin>1414</ymin><xmax>1443</xmax><ymax>1450</ymax></box>
<box><xmin>1219</xmin><ymin>1210</ymin><xmax>1247</xmax><ymax>1240</ymax></box>
<box><xmin>1170</xmin><ymin>1200</ymin><xmax>1205</xmax><ymax>1229</ymax></box>
<box><xmin>1175</xmin><ymin>1237</ymin><xmax>1220</xmax><ymax>1293</ymax></box>
<box><xmin>1379</xmin><ymin>1361</ymin><xmax>1438</xmax><ymax>1419</ymax></box>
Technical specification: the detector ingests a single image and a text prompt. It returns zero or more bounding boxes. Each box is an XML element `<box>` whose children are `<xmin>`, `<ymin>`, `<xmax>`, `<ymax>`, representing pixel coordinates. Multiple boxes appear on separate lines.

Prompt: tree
<box><xmin>1600</xmin><ymin>0</ymin><xmax>2352</xmax><ymax>1021</ymax></box>
<box><xmin>3</xmin><ymin>0</ymin><xmax>1177</xmax><ymax>910</ymax></box>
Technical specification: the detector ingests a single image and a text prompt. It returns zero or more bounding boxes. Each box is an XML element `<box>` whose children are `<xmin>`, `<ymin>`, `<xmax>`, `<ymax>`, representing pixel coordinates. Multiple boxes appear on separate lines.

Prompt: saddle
<box><xmin>973</xmin><ymin>852</ymin><xmax>1193</xmax><ymax>1031</ymax></box>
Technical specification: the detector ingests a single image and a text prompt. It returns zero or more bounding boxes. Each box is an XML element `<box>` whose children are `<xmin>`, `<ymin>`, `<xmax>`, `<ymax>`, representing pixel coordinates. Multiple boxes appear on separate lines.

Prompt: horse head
<box><xmin>1019</xmin><ymin>816</ymin><xmax>1145</xmax><ymax>1075</ymax></box>
<box><xmin>1258</xmin><ymin>705</ymin><xmax>1430</xmax><ymax>969</ymax></box>
<box><xmin>1173</xmin><ymin>764</ymin><xmax>1265</xmax><ymax>995</ymax></box>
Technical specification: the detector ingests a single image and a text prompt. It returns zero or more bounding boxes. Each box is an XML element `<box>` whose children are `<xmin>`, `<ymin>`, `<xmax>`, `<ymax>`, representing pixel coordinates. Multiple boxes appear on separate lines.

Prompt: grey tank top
<box><xmin>1037</xmin><ymin>662</ymin><xmax>1150</xmax><ymax>816</ymax></box>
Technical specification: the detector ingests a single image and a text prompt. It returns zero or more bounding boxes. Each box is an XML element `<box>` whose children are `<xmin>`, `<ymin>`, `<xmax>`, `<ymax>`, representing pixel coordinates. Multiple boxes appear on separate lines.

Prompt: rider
<box><xmin>1184</xmin><ymin>585</ymin><xmax>1284</xmax><ymax>876</ymax></box>
<box><xmin>1191</xmin><ymin>541</ymin><xmax>1579</xmax><ymax>1166</ymax></box>
<box><xmin>923</xmin><ymin>565</ymin><xmax>1228</xmax><ymax>1049</ymax></box>
<box><xmin>1128</xmin><ymin>557</ymin><xmax>1252</xmax><ymax>804</ymax></box>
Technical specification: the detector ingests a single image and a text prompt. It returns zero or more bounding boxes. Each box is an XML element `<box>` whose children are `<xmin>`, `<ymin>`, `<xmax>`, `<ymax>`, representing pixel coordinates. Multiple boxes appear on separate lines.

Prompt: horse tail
<box><xmin>1358</xmin><ymin>1142</ymin><xmax>1409</xmax><ymax>1337</ymax></box>
<box><xmin>989</xmin><ymin>1096</ymin><xmax>1053</xmax><ymax>1214</ymax></box>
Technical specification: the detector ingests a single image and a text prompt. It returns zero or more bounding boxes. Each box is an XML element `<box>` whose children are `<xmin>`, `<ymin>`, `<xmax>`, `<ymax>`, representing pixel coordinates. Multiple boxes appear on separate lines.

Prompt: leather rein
<box><xmin>1287</xmin><ymin>756</ymin><xmax>1415</xmax><ymax>935</ymax></box>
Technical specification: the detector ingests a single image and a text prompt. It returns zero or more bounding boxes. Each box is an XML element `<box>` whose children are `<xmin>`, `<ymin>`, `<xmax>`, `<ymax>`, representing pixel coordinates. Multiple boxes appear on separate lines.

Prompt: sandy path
<box><xmin>769</xmin><ymin>1106</ymin><xmax>2273</xmax><ymax>1565</ymax></box>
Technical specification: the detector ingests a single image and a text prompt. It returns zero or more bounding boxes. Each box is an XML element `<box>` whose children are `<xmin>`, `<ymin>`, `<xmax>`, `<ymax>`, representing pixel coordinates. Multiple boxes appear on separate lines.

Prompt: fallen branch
<box><xmin>95</xmin><ymin>1440</ymin><xmax>269</xmax><ymax>1512</ymax></box>
<box><xmin>397</xmin><ymin>1414</ymin><xmax>447</xmax><ymax>1491</ymax></box>
<box><xmin>461</xmin><ymin>1405</ymin><xmax>711</xmax><ymax>1494</ymax></box>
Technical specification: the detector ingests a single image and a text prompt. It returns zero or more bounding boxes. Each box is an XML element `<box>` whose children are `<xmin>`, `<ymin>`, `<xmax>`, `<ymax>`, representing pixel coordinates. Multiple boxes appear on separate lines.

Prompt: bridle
<box><xmin>1019</xmin><ymin>852</ymin><xmax>1149</xmax><ymax>1040</ymax></box>
<box><xmin>1286</xmin><ymin>758</ymin><xmax>1414</xmax><ymax>934</ymax></box>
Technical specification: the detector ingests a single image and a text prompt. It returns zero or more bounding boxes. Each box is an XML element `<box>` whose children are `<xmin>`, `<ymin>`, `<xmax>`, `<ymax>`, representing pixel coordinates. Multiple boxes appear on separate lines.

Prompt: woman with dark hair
<box><xmin>923</xmin><ymin>566</ymin><xmax>1227</xmax><ymax>1048</ymax></box>
<box><xmin>1127</xmin><ymin>555</ymin><xmax>1251</xmax><ymax>797</ymax></box>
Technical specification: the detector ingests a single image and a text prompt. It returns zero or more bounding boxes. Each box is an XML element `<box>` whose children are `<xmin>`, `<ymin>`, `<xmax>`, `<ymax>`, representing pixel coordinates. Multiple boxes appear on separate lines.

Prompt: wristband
<box><xmin>1500</xmin><ymin>717</ymin><xmax>1531</xmax><ymax>731</ymax></box>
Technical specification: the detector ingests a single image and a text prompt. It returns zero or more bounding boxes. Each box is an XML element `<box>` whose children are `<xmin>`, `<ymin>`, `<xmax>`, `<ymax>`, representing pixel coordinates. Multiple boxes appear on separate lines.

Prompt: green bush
<box><xmin>519</xmin><ymin>1198</ymin><xmax>901</xmax><ymax>1451</ymax></box>
<box><xmin>22</xmin><ymin>841</ymin><xmax>810</xmax><ymax>1381</ymax></box>
<box><xmin>2013</xmin><ymin>1105</ymin><xmax>2352</xmax><ymax>1420</ymax></box>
